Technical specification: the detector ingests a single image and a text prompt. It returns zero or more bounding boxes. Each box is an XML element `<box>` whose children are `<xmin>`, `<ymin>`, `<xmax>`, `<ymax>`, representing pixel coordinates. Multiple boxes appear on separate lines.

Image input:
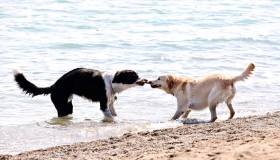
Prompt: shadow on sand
<box><xmin>181</xmin><ymin>118</ymin><xmax>209</xmax><ymax>124</ymax></box>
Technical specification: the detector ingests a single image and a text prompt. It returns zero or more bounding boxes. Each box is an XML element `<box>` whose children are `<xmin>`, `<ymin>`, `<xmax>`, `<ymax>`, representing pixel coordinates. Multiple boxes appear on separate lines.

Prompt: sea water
<box><xmin>0</xmin><ymin>0</ymin><xmax>280</xmax><ymax>154</ymax></box>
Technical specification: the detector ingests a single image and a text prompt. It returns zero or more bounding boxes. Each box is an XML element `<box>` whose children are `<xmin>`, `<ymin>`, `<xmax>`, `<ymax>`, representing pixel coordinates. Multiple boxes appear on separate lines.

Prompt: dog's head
<box><xmin>112</xmin><ymin>70</ymin><xmax>147</xmax><ymax>93</ymax></box>
<box><xmin>149</xmin><ymin>75</ymin><xmax>189</xmax><ymax>95</ymax></box>
<box><xmin>148</xmin><ymin>75</ymin><xmax>176</xmax><ymax>93</ymax></box>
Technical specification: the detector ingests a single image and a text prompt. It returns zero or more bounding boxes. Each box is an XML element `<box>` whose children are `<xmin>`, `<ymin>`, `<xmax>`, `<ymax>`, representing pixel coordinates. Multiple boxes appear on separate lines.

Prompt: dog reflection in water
<box><xmin>46</xmin><ymin>115</ymin><xmax>73</xmax><ymax>126</ymax></box>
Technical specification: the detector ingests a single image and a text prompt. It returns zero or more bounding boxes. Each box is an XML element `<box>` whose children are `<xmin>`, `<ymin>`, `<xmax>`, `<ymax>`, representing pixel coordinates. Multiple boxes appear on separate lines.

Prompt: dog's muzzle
<box><xmin>149</xmin><ymin>81</ymin><xmax>161</xmax><ymax>88</ymax></box>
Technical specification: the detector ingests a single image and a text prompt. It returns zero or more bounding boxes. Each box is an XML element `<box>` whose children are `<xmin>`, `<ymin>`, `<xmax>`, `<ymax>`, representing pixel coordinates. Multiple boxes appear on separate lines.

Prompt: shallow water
<box><xmin>1</xmin><ymin>0</ymin><xmax>280</xmax><ymax>154</ymax></box>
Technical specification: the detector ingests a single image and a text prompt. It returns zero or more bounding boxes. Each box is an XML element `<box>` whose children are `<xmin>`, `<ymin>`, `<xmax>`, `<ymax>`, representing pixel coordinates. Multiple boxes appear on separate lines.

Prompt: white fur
<box><xmin>101</xmin><ymin>72</ymin><xmax>140</xmax><ymax>119</ymax></box>
<box><xmin>112</xmin><ymin>83</ymin><xmax>138</xmax><ymax>93</ymax></box>
<box><xmin>102</xmin><ymin>72</ymin><xmax>115</xmax><ymax>119</ymax></box>
<box><xmin>67</xmin><ymin>95</ymin><xmax>73</xmax><ymax>103</ymax></box>
<box><xmin>12</xmin><ymin>68</ymin><xmax>22</xmax><ymax>76</ymax></box>
<box><xmin>102</xmin><ymin>72</ymin><xmax>115</xmax><ymax>100</ymax></box>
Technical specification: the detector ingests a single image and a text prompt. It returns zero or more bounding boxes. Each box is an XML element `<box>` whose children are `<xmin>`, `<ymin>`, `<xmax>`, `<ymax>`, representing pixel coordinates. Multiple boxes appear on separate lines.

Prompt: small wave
<box><xmin>191</xmin><ymin>56</ymin><xmax>219</xmax><ymax>61</ymax></box>
<box><xmin>48</xmin><ymin>43</ymin><xmax>120</xmax><ymax>50</ymax></box>
<box><xmin>0</xmin><ymin>120</ymin><xmax>181</xmax><ymax>154</ymax></box>
<box><xmin>50</xmin><ymin>43</ymin><xmax>89</xmax><ymax>49</ymax></box>
<box><xmin>190</xmin><ymin>37</ymin><xmax>280</xmax><ymax>45</ymax></box>
<box><xmin>48</xmin><ymin>43</ymin><xmax>97</xmax><ymax>49</ymax></box>
<box><xmin>55</xmin><ymin>0</ymin><xmax>76</xmax><ymax>4</ymax></box>
<box><xmin>17</xmin><ymin>26</ymin><xmax>51</xmax><ymax>32</ymax></box>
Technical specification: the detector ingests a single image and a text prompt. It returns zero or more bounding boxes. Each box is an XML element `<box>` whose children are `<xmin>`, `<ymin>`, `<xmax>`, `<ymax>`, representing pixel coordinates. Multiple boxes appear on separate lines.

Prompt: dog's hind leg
<box><xmin>226</xmin><ymin>96</ymin><xmax>235</xmax><ymax>120</ymax></box>
<box><xmin>51</xmin><ymin>93</ymin><xmax>72</xmax><ymax>117</ymax></box>
<box><xmin>226</xmin><ymin>86</ymin><xmax>236</xmax><ymax>120</ymax></box>
<box><xmin>226</xmin><ymin>102</ymin><xmax>235</xmax><ymax>120</ymax></box>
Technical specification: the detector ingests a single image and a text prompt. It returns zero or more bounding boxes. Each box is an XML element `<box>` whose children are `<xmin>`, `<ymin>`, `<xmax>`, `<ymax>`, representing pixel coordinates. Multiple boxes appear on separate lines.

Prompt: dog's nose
<box><xmin>147</xmin><ymin>81</ymin><xmax>152</xmax><ymax>84</ymax></box>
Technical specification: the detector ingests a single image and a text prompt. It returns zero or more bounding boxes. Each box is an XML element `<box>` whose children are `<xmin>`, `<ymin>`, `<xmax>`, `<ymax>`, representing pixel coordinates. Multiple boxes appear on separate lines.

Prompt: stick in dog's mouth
<box><xmin>135</xmin><ymin>79</ymin><xmax>149</xmax><ymax>86</ymax></box>
<box><xmin>150</xmin><ymin>84</ymin><xmax>161</xmax><ymax>88</ymax></box>
<box><xmin>146</xmin><ymin>81</ymin><xmax>161</xmax><ymax>88</ymax></box>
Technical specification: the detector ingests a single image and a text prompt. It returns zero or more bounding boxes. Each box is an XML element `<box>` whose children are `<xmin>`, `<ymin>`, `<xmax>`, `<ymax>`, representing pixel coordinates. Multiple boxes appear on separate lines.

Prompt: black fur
<box><xmin>14</xmin><ymin>68</ymin><xmax>141</xmax><ymax>117</ymax></box>
<box><xmin>14</xmin><ymin>73</ymin><xmax>52</xmax><ymax>96</ymax></box>
<box><xmin>112</xmin><ymin>70</ymin><xmax>139</xmax><ymax>84</ymax></box>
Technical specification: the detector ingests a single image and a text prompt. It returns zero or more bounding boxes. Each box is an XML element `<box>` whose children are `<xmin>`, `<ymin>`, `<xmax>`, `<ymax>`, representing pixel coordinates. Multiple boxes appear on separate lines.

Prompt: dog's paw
<box><xmin>209</xmin><ymin>117</ymin><xmax>217</xmax><ymax>123</ymax></box>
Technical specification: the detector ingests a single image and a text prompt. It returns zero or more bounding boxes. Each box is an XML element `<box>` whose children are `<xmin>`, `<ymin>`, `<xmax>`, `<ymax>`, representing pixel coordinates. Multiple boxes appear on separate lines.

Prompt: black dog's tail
<box><xmin>13</xmin><ymin>69</ymin><xmax>52</xmax><ymax>97</ymax></box>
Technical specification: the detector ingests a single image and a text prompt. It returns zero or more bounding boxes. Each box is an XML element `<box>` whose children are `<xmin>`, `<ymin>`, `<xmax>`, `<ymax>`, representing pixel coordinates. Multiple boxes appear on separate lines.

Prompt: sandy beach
<box><xmin>1</xmin><ymin>111</ymin><xmax>280</xmax><ymax>160</ymax></box>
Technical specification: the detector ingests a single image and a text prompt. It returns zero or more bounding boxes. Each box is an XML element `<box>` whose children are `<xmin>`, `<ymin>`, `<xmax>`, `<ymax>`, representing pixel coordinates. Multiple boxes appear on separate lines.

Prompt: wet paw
<box><xmin>209</xmin><ymin>117</ymin><xmax>217</xmax><ymax>123</ymax></box>
<box><xmin>228</xmin><ymin>112</ymin><xmax>235</xmax><ymax>120</ymax></box>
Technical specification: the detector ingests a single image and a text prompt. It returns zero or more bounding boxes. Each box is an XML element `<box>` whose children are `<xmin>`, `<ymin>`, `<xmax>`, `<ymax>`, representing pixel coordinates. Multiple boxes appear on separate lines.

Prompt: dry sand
<box><xmin>1</xmin><ymin>111</ymin><xmax>280</xmax><ymax>160</ymax></box>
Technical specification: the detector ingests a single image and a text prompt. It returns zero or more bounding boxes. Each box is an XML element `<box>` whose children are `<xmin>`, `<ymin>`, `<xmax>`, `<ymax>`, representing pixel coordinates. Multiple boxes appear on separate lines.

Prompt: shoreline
<box><xmin>1</xmin><ymin>111</ymin><xmax>280</xmax><ymax>160</ymax></box>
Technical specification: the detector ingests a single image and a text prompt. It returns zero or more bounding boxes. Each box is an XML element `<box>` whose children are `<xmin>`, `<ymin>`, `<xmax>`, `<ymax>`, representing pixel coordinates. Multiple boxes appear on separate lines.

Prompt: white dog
<box><xmin>149</xmin><ymin>63</ymin><xmax>255</xmax><ymax>122</ymax></box>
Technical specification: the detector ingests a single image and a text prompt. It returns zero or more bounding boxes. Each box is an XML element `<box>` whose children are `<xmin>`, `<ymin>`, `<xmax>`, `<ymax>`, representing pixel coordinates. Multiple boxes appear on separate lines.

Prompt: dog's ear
<box><xmin>182</xmin><ymin>81</ymin><xmax>187</xmax><ymax>91</ymax></box>
<box><xmin>167</xmin><ymin>75</ymin><xmax>175</xmax><ymax>90</ymax></box>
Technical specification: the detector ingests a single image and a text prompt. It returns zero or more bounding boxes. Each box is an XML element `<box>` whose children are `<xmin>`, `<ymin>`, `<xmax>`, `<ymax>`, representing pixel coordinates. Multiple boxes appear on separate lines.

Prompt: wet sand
<box><xmin>1</xmin><ymin>111</ymin><xmax>280</xmax><ymax>160</ymax></box>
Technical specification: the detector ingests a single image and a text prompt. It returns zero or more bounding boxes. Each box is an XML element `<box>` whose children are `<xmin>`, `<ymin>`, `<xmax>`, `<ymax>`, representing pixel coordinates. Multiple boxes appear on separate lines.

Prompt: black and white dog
<box><xmin>13</xmin><ymin>68</ymin><xmax>147</xmax><ymax>121</ymax></box>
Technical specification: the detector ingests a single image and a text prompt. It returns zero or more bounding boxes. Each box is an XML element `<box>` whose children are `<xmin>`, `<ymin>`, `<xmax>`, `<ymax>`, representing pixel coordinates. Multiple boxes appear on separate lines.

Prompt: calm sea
<box><xmin>0</xmin><ymin>0</ymin><xmax>280</xmax><ymax>154</ymax></box>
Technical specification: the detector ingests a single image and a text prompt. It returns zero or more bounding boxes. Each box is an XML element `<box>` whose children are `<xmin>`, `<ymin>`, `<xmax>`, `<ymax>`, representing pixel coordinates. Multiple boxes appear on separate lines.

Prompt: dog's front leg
<box><xmin>109</xmin><ymin>99</ymin><xmax>117</xmax><ymax>116</ymax></box>
<box><xmin>109</xmin><ymin>104</ymin><xmax>117</xmax><ymax>116</ymax></box>
<box><xmin>181</xmin><ymin>109</ymin><xmax>191</xmax><ymax>119</ymax></box>
<box><xmin>109</xmin><ymin>96</ymin><xmax>117</xmax><ymax>116</ymax></box>
<box><xmin>171</xmin><ymin>110</ymin><xmax>184</xmax><ymax>120</ymax></box>
<box><xmin>182</xmin><ymin>102</ymin><xmax>197</xmax><ymax>119</ymax></box>
<box><xmin>100</xmin><ymin>101</ymin><xmax>114</xmax><ymax>122</ymax></box>
<box><xmin>171</xmin><ymin>104</ymin><xmax>185</xmax><ymax>120</ymax></box>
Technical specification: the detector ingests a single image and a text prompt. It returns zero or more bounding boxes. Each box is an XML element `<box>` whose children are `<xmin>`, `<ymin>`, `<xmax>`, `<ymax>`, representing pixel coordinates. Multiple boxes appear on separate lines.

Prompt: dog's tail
<box><xmin>13</xmin><ymin>69</ymin><xmax>52</xmax><ymax>97</ymax></box>
<box><xmin>232</xmin><ymin>63</ymin><xmax>255</xmax><ymax>83</ymax></box>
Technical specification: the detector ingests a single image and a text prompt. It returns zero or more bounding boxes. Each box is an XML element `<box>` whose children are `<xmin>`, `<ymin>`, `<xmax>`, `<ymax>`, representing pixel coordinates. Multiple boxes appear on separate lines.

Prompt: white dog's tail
<box><xmin>232</xmin><ymin>63</ymin><xmax>255</xmax><ymax>83</ymax></box>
